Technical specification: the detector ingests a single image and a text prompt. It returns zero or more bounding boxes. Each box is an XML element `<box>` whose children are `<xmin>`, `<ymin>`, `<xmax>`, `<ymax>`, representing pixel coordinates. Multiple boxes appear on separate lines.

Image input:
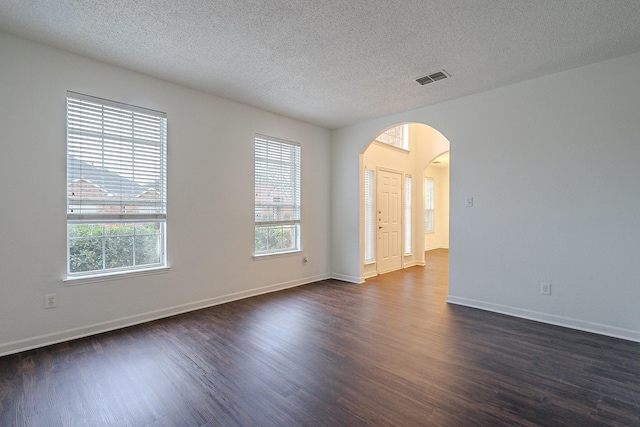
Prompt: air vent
<box><xmin>416</xmin><ymin>70</ymin><xmax>450</xmax><ymax>85</ymax></box>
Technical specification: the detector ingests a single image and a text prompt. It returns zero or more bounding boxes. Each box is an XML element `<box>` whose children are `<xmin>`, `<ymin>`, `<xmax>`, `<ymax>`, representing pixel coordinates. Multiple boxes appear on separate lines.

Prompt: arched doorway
<box><xmin>360</xmin><ymin>123</ymin><xmax>450</xmax><ymax>279</ymax></box>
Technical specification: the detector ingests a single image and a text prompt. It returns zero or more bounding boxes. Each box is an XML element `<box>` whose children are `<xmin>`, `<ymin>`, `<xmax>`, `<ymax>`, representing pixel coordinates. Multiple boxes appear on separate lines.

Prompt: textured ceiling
<box><xmin>1</xmin><ymin>1</ymin><xmax>640</xmax><ymax>129</ymax></box>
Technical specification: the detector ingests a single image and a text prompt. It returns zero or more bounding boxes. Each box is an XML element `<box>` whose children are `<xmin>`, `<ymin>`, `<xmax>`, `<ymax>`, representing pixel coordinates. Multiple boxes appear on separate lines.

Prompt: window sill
<box><xmin>364</xmin><ymin>260</ymin><xmax>376</xmax><ymax>266</ymax></box>
<box><xmin>253</xmin><ymin>250</ymin><xmax>302</xmax><ymax>260</ymax></box>
<box><xmin>372</xmin><ymin>140</ymin><xmax>410</xmax><ymax>153</ymax></box>
<box><xmin>64</xmin><ymin>266</ymin><xmax>171</xmax><ymax>286</ymax></box>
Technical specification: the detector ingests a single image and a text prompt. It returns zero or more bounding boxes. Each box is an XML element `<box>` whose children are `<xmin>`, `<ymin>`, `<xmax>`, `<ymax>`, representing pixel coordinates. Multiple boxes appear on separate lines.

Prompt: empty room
<box><xmin>1</xmin><ymin>1</ymin><xmax>640</xmax><ymax>425</ymax></box>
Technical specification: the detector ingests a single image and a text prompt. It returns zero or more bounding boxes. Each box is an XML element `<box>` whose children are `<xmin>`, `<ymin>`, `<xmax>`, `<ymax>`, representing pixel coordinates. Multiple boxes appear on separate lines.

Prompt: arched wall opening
<box><xmin>359</xmin><ymin>122</ymin><xmax>450</xmax><ymax>280</ymax></box>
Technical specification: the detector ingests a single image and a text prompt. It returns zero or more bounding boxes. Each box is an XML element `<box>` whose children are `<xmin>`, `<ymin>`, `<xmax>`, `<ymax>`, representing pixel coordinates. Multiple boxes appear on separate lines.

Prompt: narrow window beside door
<box><xmin>404</xmin><ymin>174</ymin><xmax>412</xmax><ymax>255</ymax></box>
<box><xmin>364</xmin><ymin>168</ymin><xmax>375</xmax><ymax>262</ymax></box>
<box><xmin>424</xmin><ymin>177</ymin><xmax>434</xmax><ymax>233</ymax></box>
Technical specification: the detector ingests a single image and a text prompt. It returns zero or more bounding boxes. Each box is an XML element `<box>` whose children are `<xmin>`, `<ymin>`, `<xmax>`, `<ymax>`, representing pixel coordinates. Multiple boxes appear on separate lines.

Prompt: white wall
<box><xmin>0</xmin><ymin>32</ymin><xmax>332</xmax><ymax>355</ymax></box>
<box><xmin>332</xmin><ymin>52</ymin><xmax>640</xmax><ymax>342</ymax></box>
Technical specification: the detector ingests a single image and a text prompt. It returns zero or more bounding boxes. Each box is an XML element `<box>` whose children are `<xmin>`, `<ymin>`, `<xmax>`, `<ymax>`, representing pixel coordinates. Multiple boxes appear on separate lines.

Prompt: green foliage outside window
<box><xmin>69</xmin><ymin>223</ymin><xmax>162</xmax><ymax>273</ymax></box>
<box><xmin>255</xmin><ymin>225</ymin><xmax>296</xmax><ymax>253</ymax></box>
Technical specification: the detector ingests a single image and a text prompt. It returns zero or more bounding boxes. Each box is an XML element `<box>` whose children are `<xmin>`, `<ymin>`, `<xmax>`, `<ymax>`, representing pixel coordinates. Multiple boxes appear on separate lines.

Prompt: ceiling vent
<box><xmin>416</xmin><ymin>70</ymin><xmax>450</xmax><ymax>85</ymax></box>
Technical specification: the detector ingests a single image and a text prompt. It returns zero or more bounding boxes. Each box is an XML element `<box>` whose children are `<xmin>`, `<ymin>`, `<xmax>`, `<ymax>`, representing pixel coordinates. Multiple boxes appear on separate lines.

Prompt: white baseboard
<box><xmin>446</xmin><ymin>295</ymin><xmax>640</xmax><ymax>343</ymax></box>
<box><xmin>0</xmin><ymin>273</ymin><xmax>331</xmax><ymax>357</ymax></box>
<box><xmin>358</xmin><ymin>262</ymin><xmax>426</xmax><ymax>282</ymax></box>
<box><xmin>362</xmin><ymin>270</ymin><xmax>378</xmax><ymax>280</ymax></box>
<box><xmin>330</xmin><ymin>273</ymin><xmax>364</xmax><ymax>284</ymax></box>
<box><xmin>425</xmin><ymin>246</ymin><xmax>449</xmax><ymax>252</ymax></box>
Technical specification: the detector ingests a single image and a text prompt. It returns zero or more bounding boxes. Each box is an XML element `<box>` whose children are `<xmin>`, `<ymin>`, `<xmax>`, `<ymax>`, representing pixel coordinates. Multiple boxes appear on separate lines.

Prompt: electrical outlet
<box><xmin>540</xmin><ymin>283</ymin><xmax>551</xmax><ymax>295</ymax></box>
<box><xmin>45</xmin><ymin>293</ymin><xmax>57</xmax><ymax>309</ymax></box>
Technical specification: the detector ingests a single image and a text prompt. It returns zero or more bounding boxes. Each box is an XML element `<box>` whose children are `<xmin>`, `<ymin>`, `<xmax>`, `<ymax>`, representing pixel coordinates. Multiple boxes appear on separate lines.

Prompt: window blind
<box><xmin>364</xmin><ymin>168</ymin><xmax>375</xmax><ymax>262</ymax></box>
<box><xmin>425</xmin><ymin>177</ymin><xmax>434</xmax><ymax>232</ymax></box>
<box><xmin>254</xmin><ymin>135</ymin><xmax>300</xmax><ymax>225</ymax></box>
<box><xmin>404</xmin><ymin>174</ymin><xmax>412</xmax><ymax>255</ymax></box>
<box><xmin>66</xmin><ymin>92</ymin><xmax>167</xmax><ymax>221</ymax></box>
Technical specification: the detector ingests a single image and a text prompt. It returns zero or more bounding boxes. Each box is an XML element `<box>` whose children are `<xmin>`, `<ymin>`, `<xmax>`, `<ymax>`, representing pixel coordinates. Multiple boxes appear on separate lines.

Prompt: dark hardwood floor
<box><xmin>1</xmin><ymin>249</ymin><xmax>640</xmax><ymax>426</ymax></box>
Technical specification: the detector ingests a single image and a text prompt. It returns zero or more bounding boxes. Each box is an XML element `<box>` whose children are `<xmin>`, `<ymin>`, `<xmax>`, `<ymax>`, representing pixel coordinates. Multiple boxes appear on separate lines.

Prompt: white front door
<box><xmin>377</xmin><ymin>169</ymin><xmax>403</xmax><ymax>274</ymax></box>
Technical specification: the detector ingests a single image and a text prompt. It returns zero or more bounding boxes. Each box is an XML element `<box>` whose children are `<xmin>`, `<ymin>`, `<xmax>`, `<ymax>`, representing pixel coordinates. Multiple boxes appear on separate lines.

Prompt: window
<box><xmin>375</xmin><ymin>124</ymin><xmax>408</xmax><ymax>150</ymax></box>
<box><xmin>66</xmin><ymin>92</ymin><xmax>167</xmax><ymax>277</ymax></box>
<box><xmin>404</xmin><ymin>174</ymin><xmax>412</xmax><ymax>255</ymax></box>
<box><xmin>364</xmin><ymin>168</ymin><xmax>375</xmax><ymax>262</ymax></box>
<box><xmin>254</xmin><ymin>135</ymin><xmax>301</xmax><ymax>255</ymax></box>
<box><xmin>424</xmin><ymin>177</ymin><xmax>434</xmax><ymax>233</ymax></box>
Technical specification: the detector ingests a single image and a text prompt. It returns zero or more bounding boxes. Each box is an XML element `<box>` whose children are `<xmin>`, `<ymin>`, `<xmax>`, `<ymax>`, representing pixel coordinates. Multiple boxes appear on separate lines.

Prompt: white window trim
<box><xmin>252</xmin><ymin>249</ymin><xmax>303</xmax><ymax>260</ymax></box>
<box><xmin>254</xmin><ymin>134</ymin><xmax>301</xmax><ymax>256</ymax></box>
<box><xmin>424</xmin><ymin>176</ymin><xmax>435</xmax><ymax>234</ymax></box>
<box><xmin>372</xmin><ymin>140</ymin><xmax>410</xmax><ymax>154</ymax></box>
<box><xmin>404</xmin><ymin>174</ymin><xmax>412</xmax><ymax>255</ymax></box>
<box><xmin>373</xmin><ymin>124</ymin><xmax>409</xmax><ymax>151</ymax></box>
<box><xmin>364</xmin><ymin>167</ymin><xmax>375</xmax><ymax>263</ymax></box>
<box><xmin>63</xmin><ymin>265</ymin><xmax>171</xmax><ymax>286</ymax></box>
<box><xmin>66</xmin><ymin>92</ymin><xmax>167</xmax><ymax>279</ymax></box>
